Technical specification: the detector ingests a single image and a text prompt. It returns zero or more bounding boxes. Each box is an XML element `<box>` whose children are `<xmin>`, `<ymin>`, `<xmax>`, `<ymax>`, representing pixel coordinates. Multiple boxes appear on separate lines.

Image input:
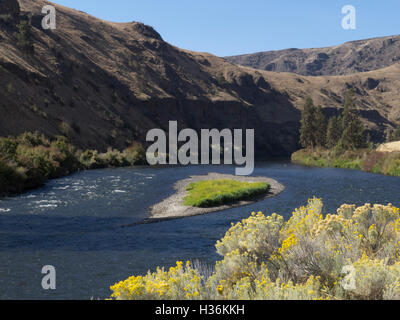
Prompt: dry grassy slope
<box><xmin>225</xmin><ymin>35</ymin><xmax>400</xmax><ymax>76</ymax></box>
<box><xmin>0</xmin><ymin>0</ymin><xmax>398</xmax><ymax>158</ymax></box>
<box><xmin>258</xmin><ymin>63</ymin><xmax>400</xmax><ymax>131</ymax></box>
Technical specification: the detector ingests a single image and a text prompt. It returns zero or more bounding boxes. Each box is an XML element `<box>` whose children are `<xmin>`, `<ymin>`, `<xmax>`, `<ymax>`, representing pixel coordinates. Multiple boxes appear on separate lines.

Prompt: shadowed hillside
<box><xmin>0</xmin><ymin>0</ymin><xmax>399</xmax><ymax>157</ymax></box>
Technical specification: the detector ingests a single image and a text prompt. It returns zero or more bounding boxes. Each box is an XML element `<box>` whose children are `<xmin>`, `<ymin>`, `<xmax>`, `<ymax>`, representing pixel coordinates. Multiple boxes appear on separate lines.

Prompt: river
<box><xmin>0</xmin><ymin>162</ymin><xmax>399</xmax><ymax>299</ymax></box>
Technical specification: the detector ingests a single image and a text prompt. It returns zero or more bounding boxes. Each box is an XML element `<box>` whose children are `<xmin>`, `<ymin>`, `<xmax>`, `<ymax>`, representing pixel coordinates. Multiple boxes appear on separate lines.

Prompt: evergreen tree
<box><xmin>314</xmin><ymin>105</ymin><xmax>327</xmax><ymax>147</ymax></box>
<box><xmin>341</xmin><ymin>89</ymin><xmax>355</xmax><ymax>129</ymax></box>
<box><xmin>340</xmin><ymin>89</ymin><xmax>365</xmax><ymax>149</ymax></box>
<box><xmin>326</xmin><ymin>116</ymin><xmax>342</xmax><ymax>148</ymax></box>
<box><xmin>395</xmin><ymin>125</ymin><xmax>400</xmax><ymax>141</ymax></box>
<box><xmin>300</xmin><ymin>97</ymin><xmax>316</xmax><ymax>149</ymax></box>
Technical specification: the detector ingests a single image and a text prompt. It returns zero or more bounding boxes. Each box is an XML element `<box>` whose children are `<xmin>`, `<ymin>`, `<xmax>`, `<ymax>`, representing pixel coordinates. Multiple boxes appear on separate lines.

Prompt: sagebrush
<box><xmin>110</xmin><ymin>198</ymin><xmax>400</xmax><ymax>300</ymax></box>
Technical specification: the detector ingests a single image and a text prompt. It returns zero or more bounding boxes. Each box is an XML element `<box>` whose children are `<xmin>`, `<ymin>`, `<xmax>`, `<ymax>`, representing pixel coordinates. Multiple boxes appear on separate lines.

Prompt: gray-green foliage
<box><xmin>110</xmin><ymin>199</ymin><xmax>400</xmax><ymax>300</ymax></box>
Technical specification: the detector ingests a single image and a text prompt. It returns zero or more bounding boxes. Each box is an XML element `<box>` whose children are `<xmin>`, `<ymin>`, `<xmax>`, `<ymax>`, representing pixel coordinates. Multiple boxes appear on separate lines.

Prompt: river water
<box><xmin>0</xmin><ymin>162</ymin><xmax>399</xmax><ymax>299</ymax></box>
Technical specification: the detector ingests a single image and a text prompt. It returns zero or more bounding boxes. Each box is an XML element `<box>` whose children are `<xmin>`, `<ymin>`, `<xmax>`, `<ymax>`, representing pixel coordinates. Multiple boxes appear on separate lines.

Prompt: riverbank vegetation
<box><xmin>293</xmin><ymin>90</ymin><xmax>400</xmax><ymax>176</ymax></box>
<box><xmin>0</xmin><ymin>132</ymin><xmax>146</xmax><ymax>196</ymax></box>
<box><xmin>292</xmin><ymin>148</ymin><xmax>400</xmax><ymax>176</ymax></box>
<box><xmin>386</xmin><ymin>124</ymin><xmax>400</xmax><ymax>143</ymax></box>
<box><xmin>183</xmin><ymin>180</ymin><xmax>270</xmax><ymax>208</ymax></box>
<box><xmin>110</xmin><ymin>198</ymin><xmax>400</xmax><ymax>300</ymax></box>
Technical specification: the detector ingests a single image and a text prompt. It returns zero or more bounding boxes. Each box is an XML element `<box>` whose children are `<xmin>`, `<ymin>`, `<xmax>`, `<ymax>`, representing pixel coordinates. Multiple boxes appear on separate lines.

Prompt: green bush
<box><xmin>17</xmin><ymin>131</ymin><xmax>49</xmax><ymax>147</ymax></box>
<box><xmin>79</xmin><ymin>149</ymin><xmax>105</xmax><ymax>169</ymax></box>
<box><xmin>15</xmin><ymin>145</ymin><xmax>61</xmax><ymax>185</ymax></box>
<box><xmin>0</xmin><ymin>159</ymin><xmax>26</xmax><ymax>195</ymax></box>
<box><xmin>99</xmin><ymin>148</ymin><xmax>127</xmax><ymax>167</ymax></box>
<box><xmin>50</xmin><ymin>136</ymin><xmax>80</xmax><ymax>174</ymax></box>
<box><xmin>122</xmin><ymin>144</ymin><xmax>147</xmax><ymax>166</ymax></box>
<box><xmin>0</xmin><ymin>137</ymin><xmax>18</xmax><ymax>161</ymax></box>
<box><xmin>387</xmin><ymin>159</ymin><xmax>400</xmax><ymax>177</ymax></box>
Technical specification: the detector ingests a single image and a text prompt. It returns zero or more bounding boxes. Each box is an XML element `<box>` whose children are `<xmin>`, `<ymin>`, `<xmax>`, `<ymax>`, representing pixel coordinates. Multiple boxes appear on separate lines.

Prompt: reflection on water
<box><xmin>0</xmin><ymin>162</ymin><xmax>399</xmax><ymax>299</ymax></box>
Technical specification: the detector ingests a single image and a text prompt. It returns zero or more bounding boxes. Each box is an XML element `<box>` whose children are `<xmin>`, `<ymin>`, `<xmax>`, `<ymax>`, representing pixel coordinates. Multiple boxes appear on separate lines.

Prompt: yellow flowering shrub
<box><xmin>110</xmin><ymin>198</ymin><xmax>400</xmax><ymax>300</ymax></box>
<box><xmin>110</xmin><ymin>261</ymin><xmax>203</xmax><ymax>300</ymax></box>
<box><xmin>338</xmin><ymin>255</ymin><xmax>400</xmax><ymax>300</ymax></box>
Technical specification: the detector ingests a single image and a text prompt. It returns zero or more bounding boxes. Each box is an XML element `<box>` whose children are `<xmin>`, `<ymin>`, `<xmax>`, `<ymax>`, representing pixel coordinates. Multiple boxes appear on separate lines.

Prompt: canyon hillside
<box><xmin>225</xmin><ymin>35</ymin><xmax>400</xmax><ymax>76</ymax></box>
<box><xmin>1</xmin><ymin>0</ymin><xmax>400</xmax><ymax>158</ymax></box>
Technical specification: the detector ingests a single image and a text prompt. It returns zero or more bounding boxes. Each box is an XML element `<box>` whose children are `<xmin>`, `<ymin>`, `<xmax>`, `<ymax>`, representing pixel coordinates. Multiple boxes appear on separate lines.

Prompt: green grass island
<box><xmin>183</xmin><ymin>179</ymin><xmax>270</xmax><ymax>208</ymax></box>
<box><xmin>148</xmin><ymin>173</ymin><xmax>284</xmax><ymax>223</ymax></box>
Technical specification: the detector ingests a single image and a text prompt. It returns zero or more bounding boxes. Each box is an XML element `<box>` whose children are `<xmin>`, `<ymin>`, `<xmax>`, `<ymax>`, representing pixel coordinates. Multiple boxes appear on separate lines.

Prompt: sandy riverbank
<box><xmin>139</xmin><ymin>173</ymin><xmax>284</xmax><ymax>224</ymax></box>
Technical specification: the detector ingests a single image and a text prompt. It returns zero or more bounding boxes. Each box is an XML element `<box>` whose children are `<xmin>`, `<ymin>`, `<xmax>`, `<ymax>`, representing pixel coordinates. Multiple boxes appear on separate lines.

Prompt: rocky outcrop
<box><xmin>364</xmin><ymin>78</ymin><xmax>380</xmax><ymax>90</ymax></box>
<box><xmin>377</xmin><ymin>141</ymin><xmax>400</xmax><ymax>153</ymax></box>
<box><xmin>131</xmin><ymin>22</ymin><xmax>163</xmax><ymax>41</ymax></box>
<box><xmin>226</xmin><ymin>35</ymin><xmax>400</xmax><ymax>76</ymax></box>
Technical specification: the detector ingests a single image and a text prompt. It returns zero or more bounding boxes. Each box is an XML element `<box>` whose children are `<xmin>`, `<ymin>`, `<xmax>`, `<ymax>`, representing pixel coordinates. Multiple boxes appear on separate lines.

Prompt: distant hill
<box><xmin>0</xmin><ymin>0</ymin><xmax>399</xmax><ymax>158</ymax></box>
<box><xmin>225</xmin><ymin>35</ymin><xmax>400</xmax><ymax>76</ymax></box>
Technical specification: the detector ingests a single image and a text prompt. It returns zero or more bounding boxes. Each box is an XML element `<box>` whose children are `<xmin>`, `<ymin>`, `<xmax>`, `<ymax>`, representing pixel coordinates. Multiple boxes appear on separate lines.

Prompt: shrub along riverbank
<box><xmin>291</xmin><ymin>147</ymin><xmax>400</xmax><ymax>176</ymax></box>
<box><xmin>0</xmin><ymin>132</ymin><xmax>146</xmax><ymax>196</ymax></box>
<box><xmin>110</xmin><ymin>198</ymin><xmax>400</xmax><ymax>300</ymax></box>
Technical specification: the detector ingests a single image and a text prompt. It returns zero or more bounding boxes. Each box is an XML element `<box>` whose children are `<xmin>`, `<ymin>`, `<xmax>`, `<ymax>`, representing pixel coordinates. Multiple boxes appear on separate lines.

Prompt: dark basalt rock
<box><xmin>364</xmin><ymin>78</ymin><xmax>380</xmax><ymax>90</ymax></box>
<box><xmin>317</xmin><ymin>53</ymin><xmax>329</xmax><ymax>60</ymax></box>
<box><xmin>265</xmin><ymin>63</ymin><xmax>276</xmax><ymax>71</ymax></box>
<box><xmin>131</xmin><ymin>22</ymin><xmax>163</xmax><ymax>41</ymax></box>
<box><xmin>306</xmin><ymin>59</ymin><xmax>323</xmax><ymax>73</ymax></box>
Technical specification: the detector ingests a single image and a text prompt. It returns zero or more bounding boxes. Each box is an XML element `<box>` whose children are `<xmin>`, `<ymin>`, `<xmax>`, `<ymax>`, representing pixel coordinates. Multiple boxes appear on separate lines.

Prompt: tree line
<box><xmin>299</xmin><ymin>89</ymin><xmax>368</xmax><ymax>151</ymax></box>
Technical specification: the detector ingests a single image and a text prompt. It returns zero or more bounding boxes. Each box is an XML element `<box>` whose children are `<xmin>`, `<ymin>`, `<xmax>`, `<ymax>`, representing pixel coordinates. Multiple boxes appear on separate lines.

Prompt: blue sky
<box><xmin>51</xmin><ymin>0</ymin><xmax>399</xmax><ymax>56</ymax></box>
